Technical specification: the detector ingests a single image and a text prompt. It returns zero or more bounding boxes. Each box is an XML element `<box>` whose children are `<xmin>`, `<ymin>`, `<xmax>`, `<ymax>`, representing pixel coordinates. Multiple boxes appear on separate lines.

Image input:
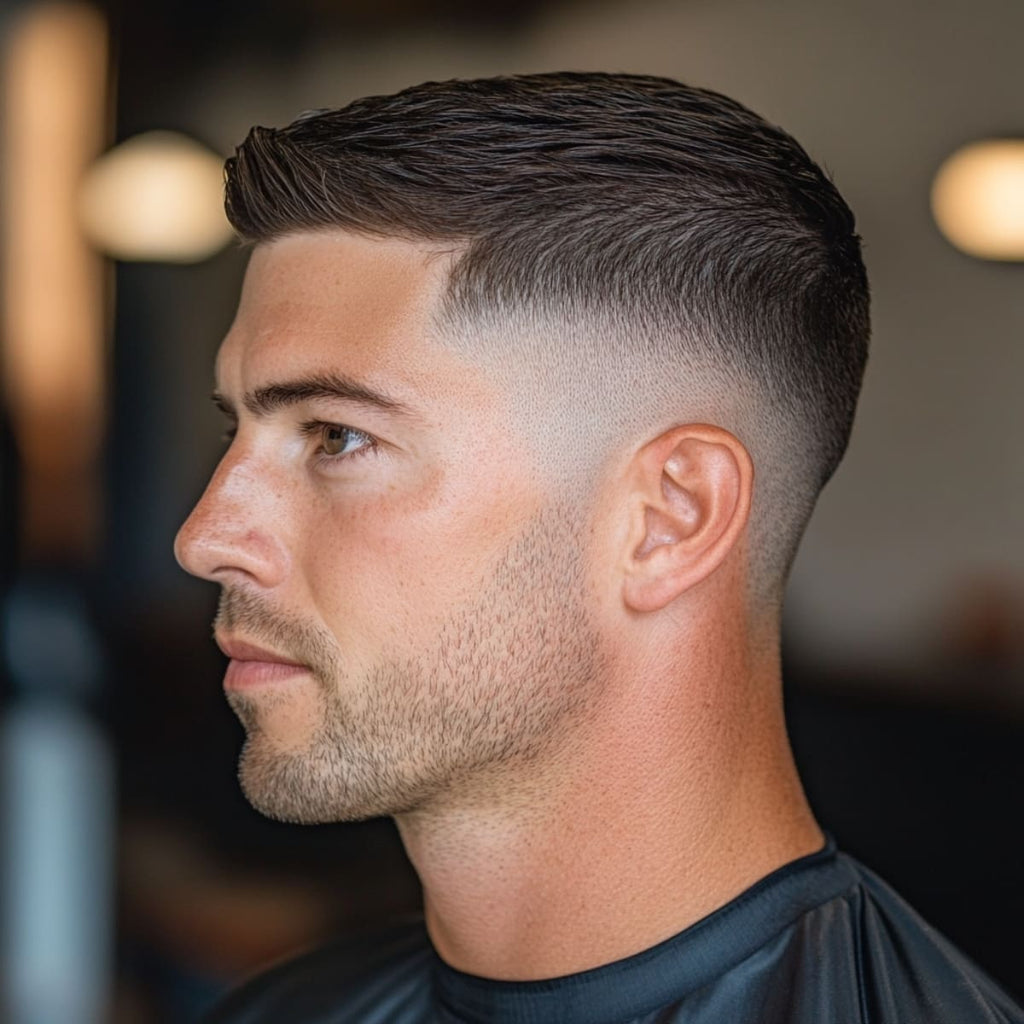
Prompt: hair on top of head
<box><xmin>225</xmin><ymin>72</ymin><xmax>870</xmax><ymax>605</ymax></box>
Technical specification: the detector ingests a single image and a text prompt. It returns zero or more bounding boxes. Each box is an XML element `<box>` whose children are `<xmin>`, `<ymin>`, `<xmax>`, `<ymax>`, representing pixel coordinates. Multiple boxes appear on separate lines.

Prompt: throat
<box><xmin>396</xmin><ymin>723</ymin><xmax>822</xmax><ymax>982</ymax></box>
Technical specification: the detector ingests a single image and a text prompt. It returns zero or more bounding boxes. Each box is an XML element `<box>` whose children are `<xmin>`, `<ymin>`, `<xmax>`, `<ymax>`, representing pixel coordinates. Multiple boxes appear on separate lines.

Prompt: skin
<box><xmin>175</xmin><ymin>229</ymin><xmax>823</xmax><ymax>981</ymax></box>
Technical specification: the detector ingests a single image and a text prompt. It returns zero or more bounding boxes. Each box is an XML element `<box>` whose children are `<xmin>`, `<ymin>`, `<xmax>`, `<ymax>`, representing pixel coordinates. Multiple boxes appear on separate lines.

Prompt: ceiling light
<box><xmin>79</xmin><ymin>131</ymin><xmax>233</xmax><ymax>263</ymax></box>
<box><xmin>931</xmin><ymin>139</ymin><xmax>1024</xmax><ymax>261</ymax></box>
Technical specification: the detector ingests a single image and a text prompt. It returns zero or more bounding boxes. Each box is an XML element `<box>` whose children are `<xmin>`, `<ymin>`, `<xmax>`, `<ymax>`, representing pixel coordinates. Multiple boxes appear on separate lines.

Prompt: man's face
<box><xmin>174</xmin><ymin>231</ymin><xmax>606</xmax><ymax>823</ymax></box>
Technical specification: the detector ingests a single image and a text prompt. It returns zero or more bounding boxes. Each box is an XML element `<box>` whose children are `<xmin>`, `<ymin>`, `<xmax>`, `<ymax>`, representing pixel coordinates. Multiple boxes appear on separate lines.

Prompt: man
<box><xmin>175</xmin><ymin>73</ymin><xmax>1022</xmax><ymax>1022</ymax></box>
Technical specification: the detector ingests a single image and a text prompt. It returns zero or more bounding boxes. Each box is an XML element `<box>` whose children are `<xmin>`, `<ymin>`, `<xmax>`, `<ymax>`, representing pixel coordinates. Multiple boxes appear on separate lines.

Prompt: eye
<box><xmin>316</xmin><ymin>422</ymin><xmax>375</xmax><ymax>459</ymax></box>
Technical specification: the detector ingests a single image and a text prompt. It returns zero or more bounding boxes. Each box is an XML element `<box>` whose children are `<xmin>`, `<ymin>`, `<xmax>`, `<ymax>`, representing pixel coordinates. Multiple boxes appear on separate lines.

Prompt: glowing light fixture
<box><xmin>931</xmin><ymin>139</ymin><xmax>1024</xmax><ymax>261</ymax></box>
<box><xmin>79</xmin><ymin>131</ymin><xmax>233</xmax><ymax>263</ymax></box>
<box><xmin>1</xmin><ymin>1</ymin><xmax>109</xmax><ymax>558</ymax></box>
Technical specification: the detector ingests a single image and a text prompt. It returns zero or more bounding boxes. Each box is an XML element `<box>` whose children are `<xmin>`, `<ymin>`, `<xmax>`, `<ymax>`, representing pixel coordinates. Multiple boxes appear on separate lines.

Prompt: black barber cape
<box><xmin>206</xmin><ymin>837</ymin><xmax>1023</xmax><ymax>1023</ymax></box>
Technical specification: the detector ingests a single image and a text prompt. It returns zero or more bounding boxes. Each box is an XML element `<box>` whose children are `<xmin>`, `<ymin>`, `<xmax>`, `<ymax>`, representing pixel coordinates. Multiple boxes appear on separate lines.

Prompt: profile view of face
<box><xmin>174</xmin><ymin>231</ymin><xmax>606</xmax><ymax>824</ymax></box>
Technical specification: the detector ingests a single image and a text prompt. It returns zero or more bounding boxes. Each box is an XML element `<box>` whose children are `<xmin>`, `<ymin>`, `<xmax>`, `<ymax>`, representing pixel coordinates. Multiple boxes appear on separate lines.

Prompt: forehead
<box><xmin>217</xmin><ymin>230</ymin><xmax>482</xmax><ymax>405</ymax></box>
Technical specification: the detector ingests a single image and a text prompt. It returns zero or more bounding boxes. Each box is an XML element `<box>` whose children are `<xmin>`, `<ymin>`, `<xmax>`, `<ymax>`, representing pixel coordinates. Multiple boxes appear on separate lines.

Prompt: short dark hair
<box><xmin>224</xmin><ymin>72</ymin><xmax>870</xmax><ymax>601</ymax></box>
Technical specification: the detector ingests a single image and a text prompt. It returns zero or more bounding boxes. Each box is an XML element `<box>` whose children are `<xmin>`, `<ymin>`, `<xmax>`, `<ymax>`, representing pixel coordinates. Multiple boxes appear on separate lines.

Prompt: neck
<box><xmin>395</xmin><ymin>613</ymin><xmax>822</xmax><ymax>981</ymax></box>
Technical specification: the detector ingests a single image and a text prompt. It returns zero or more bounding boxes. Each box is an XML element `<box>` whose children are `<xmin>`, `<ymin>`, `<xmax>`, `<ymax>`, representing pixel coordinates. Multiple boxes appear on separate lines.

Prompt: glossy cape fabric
<box><xmin>205</xmin><ymin>838</ymin><xmax>1023</xmax><ymax>1023</ymax></box>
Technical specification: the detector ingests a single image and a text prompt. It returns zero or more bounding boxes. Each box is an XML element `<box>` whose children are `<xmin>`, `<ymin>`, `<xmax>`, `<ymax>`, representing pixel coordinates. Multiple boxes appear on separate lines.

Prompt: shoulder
<box><xmin>783</xmin><ymin>854</ymin><xmax>1023</xmax><ymax>1023</ymax></box>
<box><xmin>654</xmin><ymin>845</ymin><xmax>1023</xmax><ymax>1024</ymax></box>
<box><xmin>202</xmin><ymin>917</ymin><xmax>434</xmax><ymax>1024</ymax></box>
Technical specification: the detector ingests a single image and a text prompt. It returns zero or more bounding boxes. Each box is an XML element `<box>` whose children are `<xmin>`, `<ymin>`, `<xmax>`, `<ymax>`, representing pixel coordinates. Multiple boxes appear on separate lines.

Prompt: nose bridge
<box><xmin>175</xmin><ymin>446</ymin><xmax>289</xmax><ymax>585</ymax></box>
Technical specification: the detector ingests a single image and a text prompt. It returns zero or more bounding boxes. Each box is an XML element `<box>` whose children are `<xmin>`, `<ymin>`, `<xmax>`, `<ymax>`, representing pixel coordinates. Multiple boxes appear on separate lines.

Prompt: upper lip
<box><xmin>215</xmin><ymin>635</ymin><xmax>306</xmax><ymax>666</ymax></box>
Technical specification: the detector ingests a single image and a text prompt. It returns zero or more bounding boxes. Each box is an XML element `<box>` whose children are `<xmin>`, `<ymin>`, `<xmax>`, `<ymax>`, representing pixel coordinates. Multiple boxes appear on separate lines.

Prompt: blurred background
<box><xmin>0</xmin><ymin>0</ymin><xmax>1021</xmax><ymax>1020</ymax></box>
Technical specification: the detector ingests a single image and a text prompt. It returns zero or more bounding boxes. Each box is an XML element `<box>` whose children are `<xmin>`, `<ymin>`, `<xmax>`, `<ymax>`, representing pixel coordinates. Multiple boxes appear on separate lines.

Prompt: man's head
<box><xmin>175</xmin><ymin>72</ymin><xmax>869</xmax><ymax>824</ymax></box>
<box><xmin>225</xmin><ymin>72</ymin><xmax>870</xmax><ymax>599</ymax></box>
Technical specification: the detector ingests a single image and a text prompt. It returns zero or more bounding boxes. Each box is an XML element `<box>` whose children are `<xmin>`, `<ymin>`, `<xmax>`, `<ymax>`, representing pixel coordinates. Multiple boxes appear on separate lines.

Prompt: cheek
<box><xmin>297</xmin><ymin>472</ymin><xmax>535</xmax><ymax>650</ymax></box>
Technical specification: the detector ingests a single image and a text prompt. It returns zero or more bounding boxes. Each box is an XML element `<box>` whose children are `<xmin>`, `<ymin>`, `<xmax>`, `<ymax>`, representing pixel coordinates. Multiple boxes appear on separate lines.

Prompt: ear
<box><xmin>621</xmin><ymin>424</ymin><xmax>753</xmax><ymax>613</ymax></box>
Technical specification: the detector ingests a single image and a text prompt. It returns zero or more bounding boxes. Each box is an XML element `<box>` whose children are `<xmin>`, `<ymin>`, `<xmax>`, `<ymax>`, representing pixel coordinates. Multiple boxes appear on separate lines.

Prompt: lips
<box><xmin>216</xmin><ymin>635</ymin><xmax>309</xmax><ymax>690</ymax></box>
<box><xmin>216</xmin><ymin>636</ymin><xmax>304</xmax><ymax>665</ymax></box>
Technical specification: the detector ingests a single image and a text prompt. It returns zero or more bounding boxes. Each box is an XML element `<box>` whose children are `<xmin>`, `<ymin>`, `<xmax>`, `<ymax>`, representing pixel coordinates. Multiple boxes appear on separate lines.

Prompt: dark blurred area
<box><xmin>1</xmin><ymin>0</ymin><xmax>1021</xmax><ymax>1021</ymax></box>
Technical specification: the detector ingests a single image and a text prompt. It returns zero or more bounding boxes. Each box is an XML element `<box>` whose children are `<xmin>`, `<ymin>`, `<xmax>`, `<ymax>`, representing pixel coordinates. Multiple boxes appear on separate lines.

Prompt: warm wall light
<box><xmin>931</xmin><ymin>139</ymin><xmax>1024</xmax><ymax>261</ymax></box>
<box><xmin>79</xmin><ymin>131</ymin><xmax>233</xmax><ymax>262</ymax></box>
<box><xmin>1</xmin><ymin>1</ymin><xmax>109</xmax><ymax>559</ymax></box>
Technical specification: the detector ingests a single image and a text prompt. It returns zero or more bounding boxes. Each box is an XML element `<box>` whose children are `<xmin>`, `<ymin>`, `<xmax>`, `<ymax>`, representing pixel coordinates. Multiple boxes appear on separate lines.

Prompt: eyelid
<box><xmin>299</xmin><ymin>419</ymin><xmax>378</xmax><ymax>462</ymax></box>
<box><xmin>215</xmin><ymin>415</ymin><xmax>379</xmax><ymax>463</ymax></box>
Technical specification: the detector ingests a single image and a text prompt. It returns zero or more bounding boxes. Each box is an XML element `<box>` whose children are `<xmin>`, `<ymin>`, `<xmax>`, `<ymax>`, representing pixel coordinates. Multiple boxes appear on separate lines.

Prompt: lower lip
<box><xmin>224</xmin><ymin>659</ymin><xmax>310</xmax><ymax>691</ymax></box>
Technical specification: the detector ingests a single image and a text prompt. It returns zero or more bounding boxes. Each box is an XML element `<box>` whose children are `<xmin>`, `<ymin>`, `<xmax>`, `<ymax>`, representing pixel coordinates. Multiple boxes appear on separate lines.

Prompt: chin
<box><xmin>235</xmin><ymin>737</ymin><xmax>427</xmax><ymax>825</ymax></box>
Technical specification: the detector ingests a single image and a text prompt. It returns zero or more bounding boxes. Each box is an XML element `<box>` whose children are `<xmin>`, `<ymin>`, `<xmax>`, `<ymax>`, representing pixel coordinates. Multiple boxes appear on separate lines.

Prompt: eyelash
<box><xmin>220</xmin><ymin>421</ymin><xmax>378</xmax><ymax>463</ymax></box>
<box><xmin>299</xmin><ymin>420</ymin><xmax>377</xmax><ymax>463</ymax></box>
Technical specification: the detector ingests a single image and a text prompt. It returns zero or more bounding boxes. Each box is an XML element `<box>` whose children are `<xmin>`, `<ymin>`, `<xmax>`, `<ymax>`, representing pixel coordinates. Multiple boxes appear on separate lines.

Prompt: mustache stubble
<box><xmin>214</xmin><ymin>588</ymin><xmax>340</xmax><ymax>689</ymax></box>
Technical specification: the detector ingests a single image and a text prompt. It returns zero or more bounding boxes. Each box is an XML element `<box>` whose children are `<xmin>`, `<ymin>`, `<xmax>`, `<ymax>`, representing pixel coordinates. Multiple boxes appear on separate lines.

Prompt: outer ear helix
<box><xmin>621</xmin><ymin>427</ymin><xmax>752</xmax><ymax>614</ymax></box>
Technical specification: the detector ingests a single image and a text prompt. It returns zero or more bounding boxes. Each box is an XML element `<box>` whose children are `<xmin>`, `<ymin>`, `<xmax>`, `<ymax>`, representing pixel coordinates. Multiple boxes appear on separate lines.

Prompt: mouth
<box><xmin>215</xmin><ymin>634</ymin><xmax>310</xmax><ymax>691</ymax></box>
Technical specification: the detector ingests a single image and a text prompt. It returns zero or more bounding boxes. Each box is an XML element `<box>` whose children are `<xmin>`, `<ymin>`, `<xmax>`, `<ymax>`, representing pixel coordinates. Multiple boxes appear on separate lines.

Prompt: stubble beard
<box><xmin>218</xmin><ymin>502</ymin><xmax>607</xmax><ymax>825</ymax></box>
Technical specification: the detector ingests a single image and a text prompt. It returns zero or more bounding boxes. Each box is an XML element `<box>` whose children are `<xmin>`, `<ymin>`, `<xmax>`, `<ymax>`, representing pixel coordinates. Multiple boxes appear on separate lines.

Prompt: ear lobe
<box><xmin>622</xmin><ymin>426</ymin><xmax>753</xmax><ymax>613</ymax></box>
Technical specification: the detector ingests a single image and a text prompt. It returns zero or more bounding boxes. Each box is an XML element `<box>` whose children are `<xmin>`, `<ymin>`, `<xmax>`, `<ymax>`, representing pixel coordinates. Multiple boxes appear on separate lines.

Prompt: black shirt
<box><xmin>206</xmin><ymin>837</ymin><xmax>1023</xmax><ymax>1023</ymax></box>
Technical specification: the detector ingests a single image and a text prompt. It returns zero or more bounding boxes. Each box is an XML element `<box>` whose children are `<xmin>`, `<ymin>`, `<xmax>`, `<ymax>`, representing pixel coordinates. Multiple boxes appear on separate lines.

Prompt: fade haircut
<box><xmin>224</xmin><ymin>72</ymin><xmax>870</xmax><ymax>608</ymax></box>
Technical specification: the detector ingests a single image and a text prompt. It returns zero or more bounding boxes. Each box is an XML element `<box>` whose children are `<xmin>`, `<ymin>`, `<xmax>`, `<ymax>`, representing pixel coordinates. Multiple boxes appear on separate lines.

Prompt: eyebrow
<box><xmin>212</xmin><ymin>372</ymin><xmax>417</xmax><ymax>421</ymax></box>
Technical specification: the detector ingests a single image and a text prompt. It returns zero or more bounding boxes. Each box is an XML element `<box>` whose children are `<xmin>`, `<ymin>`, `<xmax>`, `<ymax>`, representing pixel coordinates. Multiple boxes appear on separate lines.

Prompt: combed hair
<box><xmin>224</xmin><ymin>72</ymin><xmax>870</xmax><ymax>604</ymax></box>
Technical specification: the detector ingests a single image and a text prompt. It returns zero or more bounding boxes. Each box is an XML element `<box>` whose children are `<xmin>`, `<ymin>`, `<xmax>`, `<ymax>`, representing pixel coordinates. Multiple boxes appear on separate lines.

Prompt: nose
<box><xmin>174</xmin><ymin>449</ymin><xmax>289</xmax><ymax>588</ymax></box>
